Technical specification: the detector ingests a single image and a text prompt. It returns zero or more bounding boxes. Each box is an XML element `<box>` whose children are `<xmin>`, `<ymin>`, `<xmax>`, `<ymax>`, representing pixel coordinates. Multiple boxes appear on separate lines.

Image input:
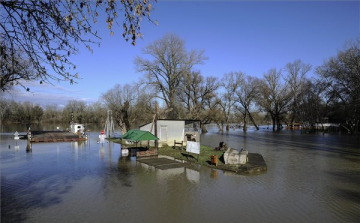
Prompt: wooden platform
<box><xmin>29</xmin><ymin>131</ymin><xmax>87</xmax><ymax>143</ymax></box>
<box><xmin>137</xmin><ymin>157</ymin><xmax>191</xmax><ymax>170</ymax></box>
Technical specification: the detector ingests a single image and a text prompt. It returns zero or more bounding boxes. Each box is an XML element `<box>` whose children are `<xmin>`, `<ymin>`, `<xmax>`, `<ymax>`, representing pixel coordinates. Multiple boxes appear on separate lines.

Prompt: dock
<box><xmin>137</xmin><ymin>157</ymin><xmax>191</xmax><ymax>170</ymax></box>
<box><xmin>28</xmin><ymin>131</ymin><xmax>87</xmax><ymax>143</ymax></box>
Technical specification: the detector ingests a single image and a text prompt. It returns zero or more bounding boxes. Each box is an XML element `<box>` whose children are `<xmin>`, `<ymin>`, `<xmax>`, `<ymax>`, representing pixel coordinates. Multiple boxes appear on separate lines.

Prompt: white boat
<box><xmin>69</xmin><ymin>123</ymin><xmax>85</xmax><ymax>134</ymax></box>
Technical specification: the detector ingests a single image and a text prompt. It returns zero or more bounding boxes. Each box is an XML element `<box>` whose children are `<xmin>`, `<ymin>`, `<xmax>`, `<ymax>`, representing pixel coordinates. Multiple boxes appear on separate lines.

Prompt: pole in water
<box><xmin>26</xmin><ymin>140</ymin><xmax>32</xmax><ymax>152</ymax></box>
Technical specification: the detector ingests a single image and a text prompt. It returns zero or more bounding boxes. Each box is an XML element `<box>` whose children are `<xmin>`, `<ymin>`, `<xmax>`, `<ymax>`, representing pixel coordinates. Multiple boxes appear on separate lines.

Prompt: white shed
<box><xmin>139</xmin><ymin>119</ymin><xmax>201</xmax><ymax>147</ymax></box>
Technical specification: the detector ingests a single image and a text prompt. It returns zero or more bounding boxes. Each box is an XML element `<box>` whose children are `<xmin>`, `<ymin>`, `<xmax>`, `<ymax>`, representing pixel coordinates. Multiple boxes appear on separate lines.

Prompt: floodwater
<box><xmin>1</xmin><ymin>124</ymin><xmax>359</xmax><ymax>223</ymax></box>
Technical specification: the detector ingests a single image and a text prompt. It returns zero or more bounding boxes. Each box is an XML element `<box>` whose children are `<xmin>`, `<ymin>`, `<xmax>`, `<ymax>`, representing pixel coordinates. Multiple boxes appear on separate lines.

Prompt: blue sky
<box><xmin>4</xmin><ymin>0</ymin><xmax>360</xmax><ymax>107</ymax></box>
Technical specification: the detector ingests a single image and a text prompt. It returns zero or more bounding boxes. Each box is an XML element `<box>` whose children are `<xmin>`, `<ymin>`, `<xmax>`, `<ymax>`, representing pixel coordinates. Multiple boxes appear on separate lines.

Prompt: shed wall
<box><xmin>140</xmin><ymin>120</ymin><xmax>185</xmax><ymax>146</ymax></box>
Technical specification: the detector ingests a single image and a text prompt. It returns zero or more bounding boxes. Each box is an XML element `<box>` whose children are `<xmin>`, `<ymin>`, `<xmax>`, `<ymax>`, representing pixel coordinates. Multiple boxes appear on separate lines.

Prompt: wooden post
<box><xmin>26</xmin><ymin>139</ymin><xmax>32</xmax><ymax>152</ymax></box>
<box><xmin>154</xmin><ymin>101</ymin><xmax>158</xmax><ymax>150</ymax></box>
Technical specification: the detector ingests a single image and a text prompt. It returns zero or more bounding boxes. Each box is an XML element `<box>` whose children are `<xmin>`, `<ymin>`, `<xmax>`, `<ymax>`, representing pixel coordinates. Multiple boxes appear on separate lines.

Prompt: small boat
<box><xmin>69</xmin><ymin>123</ymin><xmax>85</xmax><ymax>134</ymax></box>
<box><xmin>69</xmin><ymin>123</ymin><xmax>87</xmax><ymax>139</ymax></box>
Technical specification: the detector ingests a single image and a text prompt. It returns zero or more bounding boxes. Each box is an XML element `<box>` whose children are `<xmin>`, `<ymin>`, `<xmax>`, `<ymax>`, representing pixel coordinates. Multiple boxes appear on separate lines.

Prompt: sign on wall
<box><xmin>186</xmin><ymin>141</ymin><xmax>200</xmax><ymax>155</ymax></box>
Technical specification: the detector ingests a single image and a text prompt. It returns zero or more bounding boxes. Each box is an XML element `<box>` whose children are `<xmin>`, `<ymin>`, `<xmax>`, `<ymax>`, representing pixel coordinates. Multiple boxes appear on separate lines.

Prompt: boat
<box><xmin>69</xmin><ymin>123</ymin><xmax>87</xmax><ymax>139</ymax></box>
<box><xmin>70</xmin><ymin>123</ymin><xmax>85</xmax><ymax>134</ymax></box>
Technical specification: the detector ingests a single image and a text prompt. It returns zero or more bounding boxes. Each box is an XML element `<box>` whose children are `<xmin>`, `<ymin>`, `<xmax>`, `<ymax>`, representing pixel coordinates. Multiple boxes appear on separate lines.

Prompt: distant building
<box><xmin>139</xmin><ymin>119</ymin><xmax>201</xmax><ymax>147</ymax></box>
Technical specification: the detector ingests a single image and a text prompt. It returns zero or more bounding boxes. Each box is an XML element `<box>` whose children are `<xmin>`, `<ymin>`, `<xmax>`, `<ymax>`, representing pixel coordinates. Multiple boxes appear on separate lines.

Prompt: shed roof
<box><xmin>121</xmin><ymin>129</ymin><xmax>159</xmax><ymax>141</ymax></box>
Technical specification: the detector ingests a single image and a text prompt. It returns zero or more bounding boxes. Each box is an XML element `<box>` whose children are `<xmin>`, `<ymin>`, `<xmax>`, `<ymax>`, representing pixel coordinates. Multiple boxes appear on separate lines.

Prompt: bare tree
<box><xmin>1</xmin><ymin>0</ymin><xmax>156</xmax><ymax>91</ymax></box>
<box><xmin>298</xmin><ymin>79</ymin><xmax>327</xmax><ymax>130</ymax></box>
<box><xmin>32</xmin><ymin>105</ymin><xmax>44</xmax><ymax>123</ymax></box>
<box><xmin>135</xmin><ymin>33</ymin><xmax>207</xmax><ymax>119</ymax></box>
<box><xmin>218</xmin><ymin>72</ymin><xmax>241</xmax><ymax>131</ymax></box>
<box><xmin>284</xmin><ymin>59</ymin><xmax>311</xmax><ymax>129</ymax></box>
<box><xmin>316</xmin><ymin>38</ymin><xmax>360</xmax><ymax>134</ymax></box>
<box><xmin>63</xmin><ymin>100</ymin><xmax>87</xmax><ymax>123</ymax></box>
<box><xmin>43</xmin><ymin>104</ymin><xmax>63</xmax><ymax>123</ymax></box>
<box><xmin>102</xmin><ymin>84</ymin><xmax>135</xmax><ymax>133</ymax></box>
<box><xmin>235</xmin><ymin>74</ymin><xmax>260</xmax><ymax>131</ymax></box>
<box><xmin>130</xmin><ymin>85</ymin><xmax>157</xmax><ymax>127</ymax></box>
<box><xmin>84</xmin><ymin>102</ymin><xmax>107</xmax><ymax>125</ymax></box>
<box><xmin>257</xmin><ymin>68</ymin><xmax>291</xmax><ymax>130</ymax></box>
<box><xmin>180</xmin><ymin>71</ymin><xmax>219</xmax><ymax>118</ymax></box>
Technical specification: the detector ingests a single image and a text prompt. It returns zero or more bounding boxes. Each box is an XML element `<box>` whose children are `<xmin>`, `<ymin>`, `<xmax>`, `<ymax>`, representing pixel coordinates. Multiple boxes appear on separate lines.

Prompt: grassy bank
<box><xmin>108</xmin><ymin>138</ymin><xmax>224</xmax><ymax>166</ymax></box>
<box><xmin>156</xmin><ymin>145</ymin><xmax>224</xmax><ymax>166</ymax></box>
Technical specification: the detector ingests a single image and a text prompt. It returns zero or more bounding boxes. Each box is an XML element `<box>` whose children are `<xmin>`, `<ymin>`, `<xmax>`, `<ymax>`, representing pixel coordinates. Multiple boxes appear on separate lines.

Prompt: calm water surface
<box><xmin>1</xmin><ymin>124</ymin><xmax>359</xmax><ymax>223</ymax></box>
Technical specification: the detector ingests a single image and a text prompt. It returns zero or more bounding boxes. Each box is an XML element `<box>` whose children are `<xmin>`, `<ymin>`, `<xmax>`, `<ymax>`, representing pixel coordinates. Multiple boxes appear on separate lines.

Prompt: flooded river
<box><xmin>1</xmin><ymin>124</ymin><xmax>359</xmax><ymax>223</ymax></box>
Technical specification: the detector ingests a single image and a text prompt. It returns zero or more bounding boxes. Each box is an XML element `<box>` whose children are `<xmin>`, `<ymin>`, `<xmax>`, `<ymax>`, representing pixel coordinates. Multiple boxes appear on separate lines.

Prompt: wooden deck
<box><xmin>29</xmin><ymin>131</ymin><xmax>87</xmax><ymax>143</ymax></box>
<box><xmin>137</xmin><ymin>157</ymin><xmax>191</xmax><ymax>170</ymax></box>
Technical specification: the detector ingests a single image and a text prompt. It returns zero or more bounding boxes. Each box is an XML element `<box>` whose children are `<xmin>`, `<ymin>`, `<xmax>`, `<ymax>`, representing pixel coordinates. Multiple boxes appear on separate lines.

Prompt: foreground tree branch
<box><xmin>1</xmin><ymin>0</ymin><xmax>156</xmax><ymax>92</ymax></box>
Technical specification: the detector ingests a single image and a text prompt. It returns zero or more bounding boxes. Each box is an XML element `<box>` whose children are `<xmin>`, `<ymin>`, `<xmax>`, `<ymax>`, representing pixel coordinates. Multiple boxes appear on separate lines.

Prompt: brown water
<box><xmin>1</xmin><ymin>124</ymin><xmax>359</xmax><ymax>223</ymax></box>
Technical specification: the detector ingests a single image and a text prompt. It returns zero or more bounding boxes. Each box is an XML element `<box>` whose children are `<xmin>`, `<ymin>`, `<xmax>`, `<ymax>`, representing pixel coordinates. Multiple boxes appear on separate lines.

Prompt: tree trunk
<box><xmin>246</xmin><ymin>107</ymin><xmax>259</xmax><ymax>130</ymax></box>
<box><xmin>216</xmin><ymin>122</ymin><xmax>222</xmax><ymax>132</ymax></box>
<box><xmin>243</xmin><ymin>120</ymin><xmax>247</xmax><ymax>132</ymax></box>
<box><xmin>272</xmin><ymin>117</ymin><xmax>276</xmax><ymax>131</ymax></box>
<box><xmin>201</xmin><ymin>124</ymin><xmax>208</xmax><ymax>133</ymax></box>
<box><xmin>290</xmin><ymin>106</ymin><xmax>296</xmax><ymax>130</ymax></box>
<box><xmin>276</xmin><ymin>116</ymin><xmax>282</xmax><ymax>130</ymax></box>
<box><xmin>243</xmin><ymin>109</ymin><xmax>247</xmax><ymax>131</ymax></box>
<box><xmin>355</xmin><ymin>119</ymin><xmax>359</xmax><ymax>135</ymax></box>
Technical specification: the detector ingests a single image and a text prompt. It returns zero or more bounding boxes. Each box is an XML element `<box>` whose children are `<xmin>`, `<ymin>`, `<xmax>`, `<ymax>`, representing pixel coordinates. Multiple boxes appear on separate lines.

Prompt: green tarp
<box><xmin>121</xmin><ymin>129</ymin><xmax>159</xmax><ymax>141</ymax></box>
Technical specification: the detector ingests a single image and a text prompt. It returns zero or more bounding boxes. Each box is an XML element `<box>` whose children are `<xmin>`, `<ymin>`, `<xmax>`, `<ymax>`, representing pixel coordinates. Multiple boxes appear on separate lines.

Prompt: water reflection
<box><xmin>210</xmin><ymin>169</ymin><xmax>219</xmax><ymax>179</ymax></box>
<box><xmin>1</xmin><ymin>126</ymin><xmax>359</xmax><ymax>223</ymax></box>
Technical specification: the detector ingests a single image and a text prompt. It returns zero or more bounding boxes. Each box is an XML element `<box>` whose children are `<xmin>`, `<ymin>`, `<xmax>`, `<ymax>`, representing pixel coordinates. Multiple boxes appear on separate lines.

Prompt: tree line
<box><xmin>1</xmin><ymin>2</ymin><xmax>358</xmax><ymax>135</ymax></box>
<box><xmin>1</xmin><ymin>34</ymin><xmax>359</xmax><ymax>135</ymax></box>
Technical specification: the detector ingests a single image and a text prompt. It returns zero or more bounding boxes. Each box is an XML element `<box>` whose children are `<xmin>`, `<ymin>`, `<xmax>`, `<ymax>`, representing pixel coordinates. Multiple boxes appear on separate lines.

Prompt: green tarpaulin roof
<box><xmin>121</xmin><ymin>129</ymin><xmax>159</xmax><ymax>141</ymax></box>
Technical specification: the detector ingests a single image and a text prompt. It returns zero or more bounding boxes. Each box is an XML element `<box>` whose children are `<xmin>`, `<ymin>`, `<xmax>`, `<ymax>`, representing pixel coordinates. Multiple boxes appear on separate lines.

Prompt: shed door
<box><xmin>160</xmin><ymin>126</ymin><xmax>168</xmax><ymax>142</ymax></box>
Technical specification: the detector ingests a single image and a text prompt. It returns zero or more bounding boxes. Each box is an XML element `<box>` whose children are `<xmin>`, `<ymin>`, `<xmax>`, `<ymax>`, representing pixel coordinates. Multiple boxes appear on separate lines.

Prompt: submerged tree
<box><xmin>1</xmin><ymin>0</ymin><xmax>156</xmax><ymax>91</ymax></box>
<box><xmin>180</xmin><ymin>71</ymin><xmax>219</xmax><ymax>116</ymax></box>
<box><xmin>218</xmin><ymin>72</ymin><xmax>241</xmax><ymax>131</ymax></box>
<box><xmin>284</xmin><ymin>59</ymin><xmax>311</xmax><ymax>129</ymax></box>
<box><xmin>135</xmin><ymin>33</ymin><xmax>207</xmax><ymax>119</ymax></box>
<box><xmin>297</xmin><ymin>79</ymin><xmax>327</xmax><ymax>128</ymax></box>
<box><xmin>235</xmin><ymin>74</ymin><xmax>260</xmax><ymax>131</ymax></box>
<box><xmin>257</xmin><ymin>68</ymin><xmax>291</xmax><ymax>130</ymax></box>
<box><xmin>316</xmin><ymin>39</ymin><xmax>360</xmax><ymax>134</ymax></box>
<box><xmin>179</xmin><ymin>71</ymin><xmax>219</xmax><ymax>132</ymax></box>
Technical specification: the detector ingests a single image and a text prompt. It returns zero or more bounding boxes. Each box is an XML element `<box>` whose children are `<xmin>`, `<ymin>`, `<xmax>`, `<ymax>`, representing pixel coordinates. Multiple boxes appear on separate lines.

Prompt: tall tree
<box><xmin>235</xmin><ymin>74</ymin><xmax>260</xmax><ymax>131</ymax></box>
<box><xmin>284</xmin><ymin>59</ymin><xmax>311</xmax><ymax>129</ymax></box>
<box><xmin>130</xmin><ymin>85</ymin><xmax>156</xmax><ymax>127</ymax></box>
<box><xmin>135</xmin><ymin>33</ymin><xmax>207</xmax><ymax>119</ymax></box>
<box><xmin>63</xmin><ymin>100</ymin><xmax>87</xmax><ymax>124</ymax></box>
<box><xmin>43</xmin><ymin>104</ymin><xmax>63</xmax><ymax>123</ymax></box>
<box><xmin>257</xmin><ymin>68</ymin><xmax>291</xmax><ymax>130</ymax></box>
<box><xmin>180</xmin><ymin>71</ymin><xmax>219</xmax><ymax>121</ymax></box>
<box><xmin>0</xmin><ymin>98</ymin><xmax>10</xmax><ymax>123</ymax></box>
<box><xmin>316</xmin><ymin>39</ymin><xmax>360</xmax><ymax>134</ymax></box>
<box><xmin>102</xmin><ymin>84</ymin><xmax>135</xmax><ymax>133</ymax></box>
<box><xmin>1</xmin><ymin>0</ymin><xmax>156</xmax><ymax>91</ymax></box>
<box><xmin>298</xmin><ymin>79</ymin><xmax>327</xmax><ymax>129</ymax></box>
<box><xmin>219</xmin><ymin>72</ymin><xmax>241</xmax><ymax>131</ymax></box>
<box><xmin>32</xmin><ymin>105</ymin><xmax>44</xmax><ymax>123</ymax></box>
